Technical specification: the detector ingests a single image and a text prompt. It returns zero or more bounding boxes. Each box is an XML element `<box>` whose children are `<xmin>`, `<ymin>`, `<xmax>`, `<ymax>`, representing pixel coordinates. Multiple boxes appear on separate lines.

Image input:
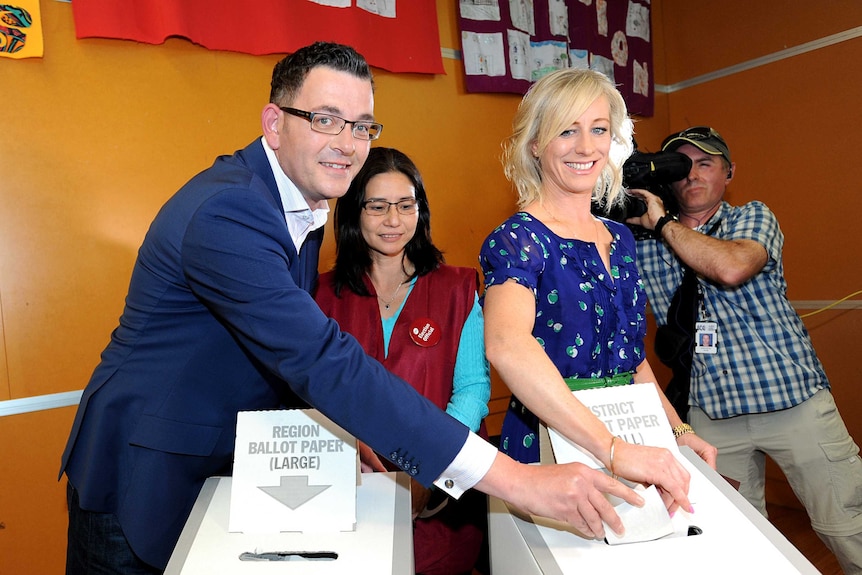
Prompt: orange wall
<box><xmin>1</xmin><ymin>1</ymin><xmax>861</xmax><ymax>571</ymax></box>
<box><xmin>640</xmin><ymin>0</ymin><xmax>862</xmax><ymax>507</ymax></box>
<box><xmin>0</xmin><ymin>2</ymin><xmax>521</xmax><ymax>572</ymax></box>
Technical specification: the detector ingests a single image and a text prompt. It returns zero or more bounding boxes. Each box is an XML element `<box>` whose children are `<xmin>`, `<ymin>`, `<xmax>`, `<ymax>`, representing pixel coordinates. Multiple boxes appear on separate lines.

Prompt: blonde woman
<box><xmin>479</xmin><ymin>68</ymin><xmax>716</xmax><ymax>514</ymax></box>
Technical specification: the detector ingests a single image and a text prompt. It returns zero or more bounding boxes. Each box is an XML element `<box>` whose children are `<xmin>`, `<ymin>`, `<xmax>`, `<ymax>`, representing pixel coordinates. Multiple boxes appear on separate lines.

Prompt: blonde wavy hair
<box><xmin>502</xmin><ymin>68</ymin><xmax>634</xmax><ymax>211</ymax></box>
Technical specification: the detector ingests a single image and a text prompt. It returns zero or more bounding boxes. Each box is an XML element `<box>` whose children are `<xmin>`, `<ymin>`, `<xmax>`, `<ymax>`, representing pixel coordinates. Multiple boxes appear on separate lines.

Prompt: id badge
<box><xmin>695</xmin><ymin>321</ymin><xmax>718</xmax><ymax>354</ymax></box>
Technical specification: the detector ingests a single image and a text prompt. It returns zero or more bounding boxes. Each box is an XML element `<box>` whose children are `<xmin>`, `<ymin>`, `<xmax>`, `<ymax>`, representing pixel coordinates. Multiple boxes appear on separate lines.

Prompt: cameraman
<box><xmin>628</xmin><ymin>126</ymin><xmax>862</xmax><ymax>574</ymax></box>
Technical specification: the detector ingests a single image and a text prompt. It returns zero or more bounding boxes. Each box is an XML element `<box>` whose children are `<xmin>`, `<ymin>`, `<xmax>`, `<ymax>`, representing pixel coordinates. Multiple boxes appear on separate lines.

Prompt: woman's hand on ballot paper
<box><xmin>477</xmin><ymin>452</ymin><xmax>645</xmax><ymax>539</ymax></box>
<box><xmin>611</xmin><ymin>441</ymin><xmax>694</xmax><ymax>517</ymax></box>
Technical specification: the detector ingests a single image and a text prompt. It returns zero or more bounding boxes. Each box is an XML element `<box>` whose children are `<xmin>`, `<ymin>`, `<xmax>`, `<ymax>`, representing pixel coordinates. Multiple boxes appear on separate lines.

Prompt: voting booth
<box><xmin>488</xmin><ymin>385</ymin><xmax>821</xmax><ymax>575</ymax></box>
<box><xmin>165</xmin><ymin>409</ymin><xmax>414</xmax><ymax>574</ymax></box>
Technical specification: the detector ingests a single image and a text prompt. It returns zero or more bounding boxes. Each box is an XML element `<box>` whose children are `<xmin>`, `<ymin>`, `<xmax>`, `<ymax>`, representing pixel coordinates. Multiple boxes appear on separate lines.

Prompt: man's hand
<box><xmin>477</xmin><ymin>454</ymin><xmax>644</xmax><ymax>539</ymax></box>
<box><xmin>625</xmin><ymin>188</ymin><xmax>667</xmax><ymax>231</ymax></box>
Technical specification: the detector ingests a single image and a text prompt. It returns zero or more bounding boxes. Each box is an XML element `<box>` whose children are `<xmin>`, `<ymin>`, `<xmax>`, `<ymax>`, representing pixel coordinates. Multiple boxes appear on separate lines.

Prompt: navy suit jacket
<box><xmin>60</xmin><ymin>139</ymin><xmax>468</xmax><ymax>568</ymax></box>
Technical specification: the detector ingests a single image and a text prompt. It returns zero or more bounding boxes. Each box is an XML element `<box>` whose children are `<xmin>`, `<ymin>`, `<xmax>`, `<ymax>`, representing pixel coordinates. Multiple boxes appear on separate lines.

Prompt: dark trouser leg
<box><xmin>66</xmin><ymin>482</ymin><xmax>162</xmax><ymax>575</ymax></box>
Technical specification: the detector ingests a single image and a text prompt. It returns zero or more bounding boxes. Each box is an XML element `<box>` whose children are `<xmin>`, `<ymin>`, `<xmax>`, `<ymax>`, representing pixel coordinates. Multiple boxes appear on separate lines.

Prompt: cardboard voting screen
<box><xmin>166</xmin><ymin>473</ymin><xmax>414</xmax><ymax>575</ymax></box>
<box><xmin>547</xmin><ymin>383</ymin><xmax>680</xmax><ymax>544</ymax></box>
<box><xmin>229</xmin><ymin>409</ymin><xmax>357</xmax><ymax>533</ymax></box>
<box><xmin>548</xmin><ymin>382</ymin><xmax>679</xmax><ymax>470</ymax></box>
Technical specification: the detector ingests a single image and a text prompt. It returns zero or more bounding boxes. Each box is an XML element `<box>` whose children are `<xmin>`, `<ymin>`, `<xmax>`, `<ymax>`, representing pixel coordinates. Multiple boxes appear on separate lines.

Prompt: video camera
<box><xmin>592</xmin><ymin>145</ymin><xmax>692</xmax><ymax>236</ymax></box>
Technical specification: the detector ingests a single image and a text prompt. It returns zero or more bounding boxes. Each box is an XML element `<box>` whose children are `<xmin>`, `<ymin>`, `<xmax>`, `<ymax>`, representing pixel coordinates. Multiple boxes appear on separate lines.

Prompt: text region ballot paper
<box><xmin>230</xmin><ymin>409</ymin><xmax>358</xmax><ymax>533</ymax></box>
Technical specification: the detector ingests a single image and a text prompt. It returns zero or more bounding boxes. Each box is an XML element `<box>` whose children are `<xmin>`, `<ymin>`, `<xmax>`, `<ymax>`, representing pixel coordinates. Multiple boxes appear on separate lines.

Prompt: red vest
<box><xmin>315</xmin><ymin>265</ymin><xmax>477</xmax><ymax>412</ymax></box>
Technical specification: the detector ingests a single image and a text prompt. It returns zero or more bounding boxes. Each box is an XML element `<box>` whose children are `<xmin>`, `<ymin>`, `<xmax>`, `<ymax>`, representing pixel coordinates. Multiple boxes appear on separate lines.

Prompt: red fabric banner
<box><xmin>71</xmin><ymin>0</ymin><xmax>444</xmax><ymax>74</ymax></box>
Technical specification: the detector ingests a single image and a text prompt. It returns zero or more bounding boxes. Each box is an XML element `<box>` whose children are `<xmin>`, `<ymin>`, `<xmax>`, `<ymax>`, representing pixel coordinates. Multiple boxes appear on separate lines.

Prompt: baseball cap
<box><xmin>661</xmin><ymin>126</ymin><xmax>731</xmax><ymax>163</ymax></box>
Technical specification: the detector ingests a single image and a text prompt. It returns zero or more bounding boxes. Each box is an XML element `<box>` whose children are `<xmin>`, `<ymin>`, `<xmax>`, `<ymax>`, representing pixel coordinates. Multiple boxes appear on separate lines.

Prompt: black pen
<box><xmin>239</xmin><ymin>550</ymin><xmax>338</xmax><ymax>561</ymax></box>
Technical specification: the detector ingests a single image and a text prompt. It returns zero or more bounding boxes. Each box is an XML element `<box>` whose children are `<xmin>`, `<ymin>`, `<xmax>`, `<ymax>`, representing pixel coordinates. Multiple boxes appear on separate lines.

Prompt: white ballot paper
<box><xmin>548</xmin><ymin>384</ymin><xmax>684</xmax><ymax>544</ymax></box>
<box><xmin>603</xmin><ymin>484</ymin><xmax>674</xmax><ymax>545</ymax></box>
<box><xmin>505</xmin><ymin>384</ymin><xmax>815</xmax><ymax>573</ymax></box>
<box><xmin>229</xmin><ymin>409</ymin><xmax>357</xmax><ymax>534</ymax></box>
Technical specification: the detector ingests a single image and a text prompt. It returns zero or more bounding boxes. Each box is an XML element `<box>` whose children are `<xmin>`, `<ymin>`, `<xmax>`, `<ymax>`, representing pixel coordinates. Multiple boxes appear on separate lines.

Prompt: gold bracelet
<box><xmin>609</xmin><ymin>436</ymin><xmax>621</xmax><ymax>479</ymax></box>
<box><xmin>672</xmin><ymin>423</ymin><xmax>695</xmax><ymax>438</ymax></box>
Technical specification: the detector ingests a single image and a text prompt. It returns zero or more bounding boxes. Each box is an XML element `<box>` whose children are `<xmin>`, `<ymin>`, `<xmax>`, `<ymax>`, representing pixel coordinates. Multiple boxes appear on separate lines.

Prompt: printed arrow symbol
<box><xmin>258</xmin><ymin>476</ymin><xmax>332</xmax><ymax>510</ymax></box>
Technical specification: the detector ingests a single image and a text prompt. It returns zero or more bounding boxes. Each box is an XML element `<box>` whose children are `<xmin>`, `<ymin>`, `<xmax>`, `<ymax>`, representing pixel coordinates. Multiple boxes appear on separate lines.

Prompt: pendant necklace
<box><xmin>371</xmin><ymin>274</ymin><xmax>406</xmax><ymax>310</ymax></box>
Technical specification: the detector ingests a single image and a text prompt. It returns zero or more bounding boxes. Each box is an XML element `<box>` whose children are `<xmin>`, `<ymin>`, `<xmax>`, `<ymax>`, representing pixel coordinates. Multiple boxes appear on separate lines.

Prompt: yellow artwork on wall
<box><xmin>0</xmin><ymin>0</ymin><xmax>43</xmax><ymax>58</ymax></box>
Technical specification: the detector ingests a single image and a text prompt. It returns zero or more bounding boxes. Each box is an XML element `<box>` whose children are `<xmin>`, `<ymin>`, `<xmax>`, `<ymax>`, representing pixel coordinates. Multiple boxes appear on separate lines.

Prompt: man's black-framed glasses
<box><xmin>361</xmin><ymin>199</ymin><xmax>419</xmax><ymax>216</ymax></box>
<box><xmin>280</xmin><ymin>107</ymin><xmax>383</xmax><ymax>141</ymax></box>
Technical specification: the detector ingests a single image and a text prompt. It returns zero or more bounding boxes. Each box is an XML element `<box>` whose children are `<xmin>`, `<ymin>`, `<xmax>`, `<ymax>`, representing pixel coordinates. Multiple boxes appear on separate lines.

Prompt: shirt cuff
<box><xmin>432</xmin><ymin>432</ymin><xmax>497</xmax><ymax>498</ymax></box>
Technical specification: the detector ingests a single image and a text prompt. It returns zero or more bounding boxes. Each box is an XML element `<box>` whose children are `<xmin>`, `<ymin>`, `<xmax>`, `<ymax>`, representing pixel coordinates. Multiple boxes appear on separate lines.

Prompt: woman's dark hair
<box><xmin>331</xmin><ymin>147</ymin><xmax>444</xmax><ymax>297</ymax></box>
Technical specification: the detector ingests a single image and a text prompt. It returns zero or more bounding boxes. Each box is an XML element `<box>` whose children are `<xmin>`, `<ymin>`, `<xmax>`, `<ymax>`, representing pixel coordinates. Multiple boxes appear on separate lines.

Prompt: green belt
<box><xmin>564</xmin><ymin>372</ymin><xmax>634</xmax><ymax>391</ymax></box>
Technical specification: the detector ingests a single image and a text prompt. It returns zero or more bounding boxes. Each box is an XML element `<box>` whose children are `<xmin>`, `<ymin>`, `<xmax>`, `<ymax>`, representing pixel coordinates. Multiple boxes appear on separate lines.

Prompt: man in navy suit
<box><xmin>61</xmin><ymin>42</ymin><xmax>689</xmax><ymax>574</ymax></box>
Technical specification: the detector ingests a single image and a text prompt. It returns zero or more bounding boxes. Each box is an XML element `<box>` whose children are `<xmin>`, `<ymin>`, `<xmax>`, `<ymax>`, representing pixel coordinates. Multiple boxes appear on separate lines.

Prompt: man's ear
<box><xmin>726</xmin><ymin>162</ymin><xmax>736</xmax><ymax>181</ymax></box>
<box><xmin>261</xmin><ymin>104</ymin><xmax>281</xmax><ymax>149</ymax></box>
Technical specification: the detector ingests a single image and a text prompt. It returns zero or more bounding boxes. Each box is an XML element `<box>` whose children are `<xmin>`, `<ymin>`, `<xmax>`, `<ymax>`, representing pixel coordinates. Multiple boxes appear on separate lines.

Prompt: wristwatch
<box><xmin>672</xmin><ymin>423</ymin><xmax>695</xmax><ymax>438</ymax></box>
<box><xmin>654</xmin><ymin>213</ymin><xmax>678</xmax><ymax>236</ymax></box>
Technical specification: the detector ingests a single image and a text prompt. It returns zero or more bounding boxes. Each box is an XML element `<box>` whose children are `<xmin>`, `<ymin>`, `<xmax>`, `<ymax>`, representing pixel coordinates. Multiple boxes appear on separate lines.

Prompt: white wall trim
<box><xmin>655</xmin><ymin>26</ymin><xmax>862</xmax><ymax>93</ymax></box>
<box><xmin>0</xmin><ymin>389</ymin><xmax>82</xmax><ymax>417</ymax></box>
<box><xmin>442</xmin><ymin>28</ymin><xmax>862</xmax><ymax>93</ymax></box>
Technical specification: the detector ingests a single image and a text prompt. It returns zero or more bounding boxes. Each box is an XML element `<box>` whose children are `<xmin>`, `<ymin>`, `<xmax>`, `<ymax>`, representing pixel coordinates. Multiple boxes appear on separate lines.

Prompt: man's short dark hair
<box><xmin>270</xmin><ymin>42</ymin><xmax>374</xmax><ymax>106</ymax></box>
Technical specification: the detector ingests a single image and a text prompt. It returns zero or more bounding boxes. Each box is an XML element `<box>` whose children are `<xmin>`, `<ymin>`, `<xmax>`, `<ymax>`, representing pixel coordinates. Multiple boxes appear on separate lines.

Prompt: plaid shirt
<box><xmin>637</xmin><ymin>201</ymin><xmax>828</xmax><ymax>419</ymax></box>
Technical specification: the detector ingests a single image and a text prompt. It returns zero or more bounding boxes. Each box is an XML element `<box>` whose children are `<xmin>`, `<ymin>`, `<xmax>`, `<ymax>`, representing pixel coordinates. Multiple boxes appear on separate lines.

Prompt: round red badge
<box><xmin>409</xmin><ymin>317</ymin><xmax>441</xmax><ymax>347</ymax></box>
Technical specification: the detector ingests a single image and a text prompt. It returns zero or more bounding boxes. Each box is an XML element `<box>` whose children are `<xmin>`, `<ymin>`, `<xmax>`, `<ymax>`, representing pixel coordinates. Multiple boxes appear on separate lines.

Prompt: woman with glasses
<box><xmin>315</xmin><ymin>147</ymin><xmax>490</xmax><ymax>575</ymax></box>
<box><xmin>479</xmin><ymin>68</ymin><xmax>716</xmax><ymax>514</ymax></box>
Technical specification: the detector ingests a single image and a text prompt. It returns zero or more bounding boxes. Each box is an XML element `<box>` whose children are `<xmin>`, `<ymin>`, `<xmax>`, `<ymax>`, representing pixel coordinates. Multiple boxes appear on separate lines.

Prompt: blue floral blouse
<box><xmin>480</xmin><ymin>212</ymin><xmax>648</xmax><ymax>377</ymax></box>
<box><xmin>479</xmin><ymin>212</ymin><xmax>648</xmax><ymax>461</ymax></box>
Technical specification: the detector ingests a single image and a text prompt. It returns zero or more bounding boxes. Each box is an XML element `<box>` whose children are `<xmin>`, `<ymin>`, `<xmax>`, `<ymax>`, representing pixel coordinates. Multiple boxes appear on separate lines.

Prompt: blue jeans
<box><xmin>66</xmin><ymin>482</ymin><xmax>163</xmax><ymax>575</ymax></box>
